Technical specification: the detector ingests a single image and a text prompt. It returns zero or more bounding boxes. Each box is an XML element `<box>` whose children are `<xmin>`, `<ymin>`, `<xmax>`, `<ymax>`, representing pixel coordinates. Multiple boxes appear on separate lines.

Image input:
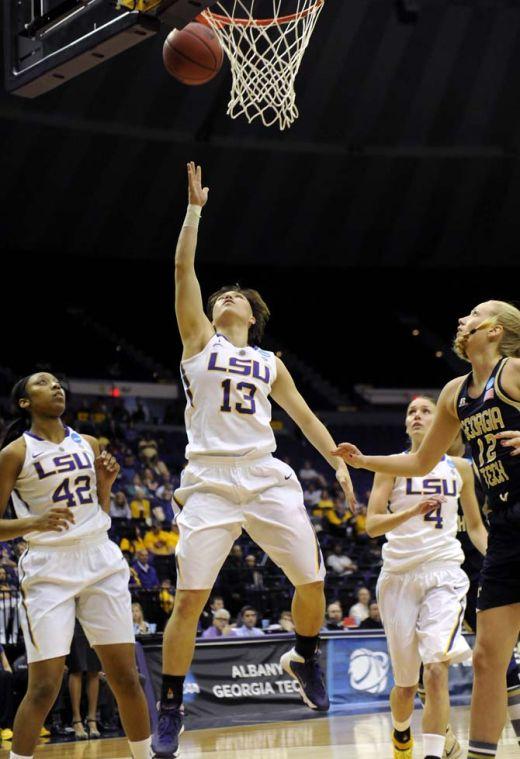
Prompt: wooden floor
<box><xmin>1</xmin><ymin>707</ymin><xmax>518</xmax><ymax>758</ymax></box>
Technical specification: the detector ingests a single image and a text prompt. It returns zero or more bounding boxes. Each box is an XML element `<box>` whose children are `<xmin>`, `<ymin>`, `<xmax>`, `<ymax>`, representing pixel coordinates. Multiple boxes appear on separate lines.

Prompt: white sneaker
<box><xmin>443</xmin><ymin>724</ymin><xmax>463</xmax><ymax>759</ymax></box>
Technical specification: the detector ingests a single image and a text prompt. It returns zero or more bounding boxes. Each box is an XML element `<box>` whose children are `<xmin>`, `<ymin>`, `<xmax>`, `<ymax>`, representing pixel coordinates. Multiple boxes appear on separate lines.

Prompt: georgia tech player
<box><xmin>0</xmin><ymin>373</ymin><xmax>152</xmax><ymax>759</ymax></box>
<box><xmin>334</xmin><ymin>300</ymin><xmax>520</xmax><ymax>759</ymax></box>
<box><xmin>368</xmin><ymin>396</ymin><xmax>487</xmax><ymax>759</ymax></box>
<box><xmin>152</xmin><ymin>163</ymin><xmax>355</xmax><ymax>759</ymax></box>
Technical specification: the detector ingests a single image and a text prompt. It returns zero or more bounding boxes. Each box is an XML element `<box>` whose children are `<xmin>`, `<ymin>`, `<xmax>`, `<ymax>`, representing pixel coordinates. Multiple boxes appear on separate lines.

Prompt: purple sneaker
<box><xmin>152</xmin><ymin>703</ymin><xmax>184</xmax><ymax>758</ymax></box>
<box><xmin>280</xmin><ymin>647</ymin><xmax>330</xmax><ymax>711</ymax></box>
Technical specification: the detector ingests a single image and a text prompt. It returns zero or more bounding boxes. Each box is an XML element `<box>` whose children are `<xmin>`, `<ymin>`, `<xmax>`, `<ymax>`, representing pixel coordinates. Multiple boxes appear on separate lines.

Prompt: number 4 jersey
<box><xmin>180</xmin><ymin>333</ymin><xmax>278</xmax><ymax>459</ymax></box>
<box><xmin>382</xmin><ymin>455</ymin><xmax>464</xmax><ymax>573</ymax></box>
<box><xmin>12</xmin><ymin>427</ymin><xmax>110</xmax><ymax>545</ymax></box>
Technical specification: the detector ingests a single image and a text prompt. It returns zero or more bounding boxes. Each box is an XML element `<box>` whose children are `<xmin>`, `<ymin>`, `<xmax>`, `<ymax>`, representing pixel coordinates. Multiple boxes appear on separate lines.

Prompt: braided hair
<box><xmin>0</xmin><ymin>375</ymin><xmax>33</xmax><ymax>451</ymax></box>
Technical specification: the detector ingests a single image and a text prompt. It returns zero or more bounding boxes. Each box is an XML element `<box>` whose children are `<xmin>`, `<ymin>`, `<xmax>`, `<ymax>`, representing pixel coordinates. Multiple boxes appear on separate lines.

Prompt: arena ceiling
<box><xmin>1</xmin><ymin>0</ymin><xmax>520</xmax><ymax>269</ymax></box>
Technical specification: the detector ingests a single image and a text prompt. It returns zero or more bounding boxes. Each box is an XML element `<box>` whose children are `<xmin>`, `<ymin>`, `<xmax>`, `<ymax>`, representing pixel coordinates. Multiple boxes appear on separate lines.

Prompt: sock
<box><xmin>392</xmin><ymin>714</ymin><xmax>412</xmax><ymax>743</ymax></box>
<box><xmin>294</xmin><ymin>633</ymin><xmax>319</xmax><ymax>661</ymax></box>
<box><xmin>9</xmin><ymin>754</ymin><xmax>33</xmax><ymax>759</ymax></box>
<box><xmin>423</xmin><ymin>732</ymin><xmax>445</xmax><ymax>758</ymax></box>
<box><xmin>129</xmin><ymin>736</ymin><xmax>152</xmax><ymax>759</ymax></box>
<box><xmin>160</xmin><ymin>674</ymin><xmax>185</xmax><ymax>709</ymax></box>
<box><xmin>467</xmin><ymin>741</ymin><xmax>497</xmax><ymax>758</ymax></box>
<box><xmin>507</xmin><ymin>656</ymin><xmax>520</xmax><ymax>741</ymax></box>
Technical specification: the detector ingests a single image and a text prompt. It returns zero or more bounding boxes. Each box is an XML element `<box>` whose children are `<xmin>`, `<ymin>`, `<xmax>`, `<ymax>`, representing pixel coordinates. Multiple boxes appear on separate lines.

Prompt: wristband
<box><xmin>183</xmin><ymin>204</ymin><xmax>202</xmax><ymax>228</ymax></box>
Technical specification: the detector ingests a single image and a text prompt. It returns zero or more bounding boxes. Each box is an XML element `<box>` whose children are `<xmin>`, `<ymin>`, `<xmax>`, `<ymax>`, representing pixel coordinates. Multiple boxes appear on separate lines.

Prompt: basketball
<box><xmin>163</xmin><ymin>22</ymin><xmax>224</xmax><ymax>86</ymax></box>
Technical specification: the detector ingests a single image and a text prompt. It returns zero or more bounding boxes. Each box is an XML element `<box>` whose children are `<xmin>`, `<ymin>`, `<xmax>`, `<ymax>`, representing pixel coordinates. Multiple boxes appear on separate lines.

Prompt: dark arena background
<box><xmin>0</xmin><ymin>1</ymin><xmax>519</xmax><ymax>757</ymax></box>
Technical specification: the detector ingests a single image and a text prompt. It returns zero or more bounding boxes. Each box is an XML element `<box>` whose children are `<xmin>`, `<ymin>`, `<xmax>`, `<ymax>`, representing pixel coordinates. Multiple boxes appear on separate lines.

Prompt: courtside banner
<box><xmin>139</xmin><ymin>632</ymin><xmax>475</xmax><ymax>730</ymax></box>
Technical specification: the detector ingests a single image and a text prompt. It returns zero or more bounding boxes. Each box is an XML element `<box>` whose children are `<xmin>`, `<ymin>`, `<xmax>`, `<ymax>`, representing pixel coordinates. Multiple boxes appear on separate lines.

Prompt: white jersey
<box><xmin>382</xmin><ymin>455</ymin><xmax>464</xmax><ymax>573</ymax></box>
<box><xmin>12</xmin><ymin>427</ymin><xmax>110</xmax><ymax>546</ymax></box>
<box><xmin>180</xmin><ymin>333</ymin><xmax>277</xmax><ymax>459</ymax></box>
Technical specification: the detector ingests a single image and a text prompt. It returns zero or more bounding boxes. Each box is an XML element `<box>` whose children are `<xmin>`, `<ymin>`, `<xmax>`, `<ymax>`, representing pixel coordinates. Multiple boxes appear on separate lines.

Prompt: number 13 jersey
<box><xmin>382</xmin><ymin>455</ymin><xmax>464</xmax><ymax>573</ymax></box>
<box><xmin>181</xmin><ymin>334</ymin><xmax>278</xmax><ymax>459</ymax></box>
<box><xmin>12</xmin><ymin>427</ymin><xmax>110</xmax><ymax>546</ymax></box>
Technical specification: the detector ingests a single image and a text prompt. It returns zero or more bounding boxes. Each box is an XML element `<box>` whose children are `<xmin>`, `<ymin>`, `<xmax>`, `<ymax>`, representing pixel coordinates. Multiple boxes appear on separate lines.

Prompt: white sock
<box><xmin>393</xmin><ymin>714</ymin><xmax>412</xmax><ymax>732</ymax></box>
<box><xmin>10</xmin><ymin>753</ymin><xmax>34</xmax><ymax>759</ymax></box>
<box><xmin>423</xmin><ymin>732</ymin><xmax>446</xmax><ymax>757</ymax></box>
<box><xmin>129</xmin><ymin>736</ymin><xmax>153</xmax><ymax>759</ymax></box>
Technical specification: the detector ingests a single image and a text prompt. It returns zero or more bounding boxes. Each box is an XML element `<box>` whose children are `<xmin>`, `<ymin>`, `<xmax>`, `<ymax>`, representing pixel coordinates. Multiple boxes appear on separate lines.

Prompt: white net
<box><xmin>201</xmin><ymin>0</ymin><xmax>325</xmax><ymax>130</ymax></box>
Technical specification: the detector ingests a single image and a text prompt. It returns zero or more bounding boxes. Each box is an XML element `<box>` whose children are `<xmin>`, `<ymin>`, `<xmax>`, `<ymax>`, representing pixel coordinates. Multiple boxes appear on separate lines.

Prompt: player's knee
<box><xmin>295</xmin><ymin>580</ymin><xmax>324</xmax><ymax>596</ymax></box>
<box><xmin>174</xmin><ymin>589</ymin><xmax>209</xmax><ymax>618</ymax></box>
<box><xmin>28</xmin><ymin>677</ymin><xmax>60</xmax><ymax>708</ymax></box>
<box><xmin>472</xmin><ymin>641</ymin><xmax>499</xmax><ymax>677</ymax></box>
<box><xmin>106</xmin><ymin>667</ymin><xmax>142</xmax><ymax>697</ymax></box>
<box><xmin>423</xmin><ymin>663</ymin><xmax>447</xmax><ymax>693</ymax></box>
<box><xmin>395</xmin><ymin>684</ymin><xmax>417</xmax><ymax>701</ymax></box>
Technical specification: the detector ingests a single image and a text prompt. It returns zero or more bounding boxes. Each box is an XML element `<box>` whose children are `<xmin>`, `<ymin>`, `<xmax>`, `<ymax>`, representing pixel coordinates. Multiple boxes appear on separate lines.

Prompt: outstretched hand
<box><xmin>331</xmin><ymin>443</ymin><xmax>367</xmax><ymax>470</ymax></box>
<box><xmin>187</xmin><ymin>161</ymin><xmax>209</xmax><ymax>207</ymax></box>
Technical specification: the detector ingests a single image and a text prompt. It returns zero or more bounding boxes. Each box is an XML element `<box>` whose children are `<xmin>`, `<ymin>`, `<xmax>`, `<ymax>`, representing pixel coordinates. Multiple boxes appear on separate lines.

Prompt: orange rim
<box><xmin>197</xmin><ymin>0</ymin><xmax>324</xmax><ymax>28</ymax></box>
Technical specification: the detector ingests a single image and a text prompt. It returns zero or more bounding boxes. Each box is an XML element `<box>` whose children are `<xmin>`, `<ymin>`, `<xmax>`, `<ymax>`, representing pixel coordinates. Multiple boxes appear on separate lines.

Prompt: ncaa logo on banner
<box><xmin>348</xmin><ymin>648</ymin><xmax>390</xmax><ymax>694</ymax></box>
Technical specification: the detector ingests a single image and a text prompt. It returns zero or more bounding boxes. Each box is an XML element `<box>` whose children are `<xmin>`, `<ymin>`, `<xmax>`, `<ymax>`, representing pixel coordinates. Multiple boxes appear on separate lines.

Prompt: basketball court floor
<box><xmin>1</xmin><ymin>707</ymin><xmax>518</xmax><ymax>758</ymax></box>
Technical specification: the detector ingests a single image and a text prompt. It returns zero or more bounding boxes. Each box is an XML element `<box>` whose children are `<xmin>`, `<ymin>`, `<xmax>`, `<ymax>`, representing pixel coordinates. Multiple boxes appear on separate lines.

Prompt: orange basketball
<box><xmin>163</xmin><ymin>22</ymin><xmax>224</xmax><ymax>86</ymax></box>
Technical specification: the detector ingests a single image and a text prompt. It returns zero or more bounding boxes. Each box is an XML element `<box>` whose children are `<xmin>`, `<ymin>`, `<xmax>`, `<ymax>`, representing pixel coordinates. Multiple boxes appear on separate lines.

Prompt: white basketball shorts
<box><xmin>376</xmin><ymin>563</ymin><xmax>471</xmax><ymax>687</ymax></box>
<box><xmin>18</xmin><ymin>534</ymin><xmax>135</xmax><ymax>663</ymax></box>
<box><xmin>173</xmin><ymin>454</ymin><xmax>325</xmax><ymax>590</ymax></box>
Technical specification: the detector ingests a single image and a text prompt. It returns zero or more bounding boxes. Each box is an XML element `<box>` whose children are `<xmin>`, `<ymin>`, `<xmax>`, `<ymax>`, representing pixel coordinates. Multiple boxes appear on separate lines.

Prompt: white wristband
<box><xmin>183</xmin><ymin>204</ymin><xmax>202</xmax><ymax>228</ymax></box>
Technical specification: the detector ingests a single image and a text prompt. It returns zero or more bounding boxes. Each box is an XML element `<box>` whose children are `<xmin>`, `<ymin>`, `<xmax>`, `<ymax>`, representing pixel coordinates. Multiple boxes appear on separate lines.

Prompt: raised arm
<box><xmin>175</xmin><ymin>162</ymin><xmax>215</xmax><ymax>360</ymax></box>
<box><xmin>332</xmin><ymin>377</ymin><xmax>464</xmax><ymax>477</ymax></box>
<box><xmin>454</xmin><ymin>457</ymin><xmax>488</xmax><ymax>556</ymax></box>
<box><xmin>270</xmin><ymin>358</ymin><xmax>356</xmax><ymax>509</ymax></box>
<box><xmin>0</xmin><ymin>439</ymin><xmax>75</xmax><ymax>540</ymax></box>
<box><xmin>366</xmin><ymin>471</ymin><xmax>443</xmax><ymax>538</ymax></box>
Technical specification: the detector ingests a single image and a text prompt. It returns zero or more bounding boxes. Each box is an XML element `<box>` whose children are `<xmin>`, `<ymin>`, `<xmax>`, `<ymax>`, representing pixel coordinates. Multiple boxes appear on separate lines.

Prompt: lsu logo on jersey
<box><xmin>34</xmin><ymin>452</ymin><xmax>92</xmax><ymax>480</ymax></box>
<box><xmin>405</xmin><ymin>477</ymin><xmax>458</xmax><ymax>497</ymax></box>
<box><xmin>207</xmin><ymin>352</ymin><xmax>271</xmax><ymax>384</ymax></box>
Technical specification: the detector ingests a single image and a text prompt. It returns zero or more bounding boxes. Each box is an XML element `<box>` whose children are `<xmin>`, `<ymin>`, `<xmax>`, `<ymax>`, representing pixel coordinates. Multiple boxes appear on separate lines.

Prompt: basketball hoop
<box><xmin>199</xmin><ymin>0</ymin><xmax>325</xmax><ymax>130</ymax></box>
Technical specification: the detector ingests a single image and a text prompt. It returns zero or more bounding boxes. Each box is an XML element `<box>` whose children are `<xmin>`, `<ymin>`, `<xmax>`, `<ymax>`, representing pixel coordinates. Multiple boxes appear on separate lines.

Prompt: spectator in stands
<box><xmin>120</xmin><ymin>525</ymin><xmax>146</xmax><ymax>556</ymax></box>
<box><xmin>303</xmin><ymin>482</ymin><xmax>322</xmax><ymax>510</ymax></box>
<box><xmin>142</xmin><ymin>468</ymin><xmax>159</xmax><ymax>497</ymax></box>
<box><xmin>156</xmin><ymin>473</ymin><xmax>174</xmax><ymax>499</ymax></box>
<box><xmin>111</xmin><ymin>399</ymin><xmax>130</xmax><ymax>425</ymax></box>
<box><xmin>244</xmin><ymin>554</ymin><xmax>264</xmax><ymax>590</ymax></box>
<box><xmin>121</xmin><ymin>450</ymin><xmax>138</xmax><ymax>482</ymax></box>
<box><xmin>235</xmin><ymin>606</ymin><xmax>265</xmax><ymax>638</ymax></box>
<box><xmin>359</xmin><ymin>602</ymin><xmax>383</xmax><ymax>630</ymax></box>
<box><xmin>132</xmin><ymin>603</ymin><xmax>156</xmax><ymax>635</ymax></box>
<box><xmin>132</xmin><ymin>549</ymin><xmax>159</xmax><ymax>590</ymax></box>
<box><xmin>138</xmin><ymin>437</ymin><xmax>158</xmax><ymax>464</ymax></box>
<box><xmin>322</xmin><ymin>498</ymin><xmax>354</xmax><ymax>538</ymax></box>
<box><xmin>298</xmin><ymin>460</ymin><xmax>324</xmax><ymax>486</ymax></box>
<box><xmin>67</xmin><ymin>621</ymin><xmax>102</xmax><ymax>740</ymax></box>
<box><xmin>313</xmin><ymin>488</ymin><xmax>334</xmax><ymax>517</ymax></box>
<box><xmin>130</xmin><ymin>489</ymin><xmax>152</xmax><ymax>525</ymax></box>
<box><xmin>353</xmin><ymin>504</ymin><xmax>368</xmax><ymax>541</ymax></box>
<box><xmin>128</xmin><ymin>474</ymin><xmax>148</xmax><ymax>499</ymax></box>
<box><xmin>199</xmin><ymin>595</ymin><xmax>225</xmax><ymax>630</ymax></box>
<box><xmin>201</xmin><ymin>609</ymin><xmax>236</xmax><ymax>639</ymax></box>
<box><xmin>278</xmin><ymin>611</ymin><xmax>295</xmax><ymax>633</ymax></box>
<box><xmin>153</xmin><ymin>485</ymin><xmax>175</xmax><ymax>526</ymax></box>
<box><xmin>131</xmin><ymin>399</ymin><xmax>148</xmax><ymax>424</ymax></box>
<box><xmin>323</xmin><ymin>601</ymin><xmax>345</xmax><ymax>631</ymax></box>
<box><xmin>326</xmin><ymin>543</ymin><xmax>357</xmax><ymax>576</ymax></box>
<box><xmin>144</xmin><ymin>524</ymin><xmax>178</xmax><ymax>556</ymax></box>
<box><xmin>159</xmin><ymin>580</ymin><xmax>175</xmax><ymax>616</ymax></box>
<box><xmin>349</xmin><ymin>587</ymin><xmax>371</xmax><ymax>626</ymax></box>
<box><xmin>110</xmin><ymin>491</ymin><xmax>131</xmax><ymax>521</ymax></box>
<box><xmin>0</xmin><ymin>643</ymin><xmax>13</xmax><ymax>741</ymax></box>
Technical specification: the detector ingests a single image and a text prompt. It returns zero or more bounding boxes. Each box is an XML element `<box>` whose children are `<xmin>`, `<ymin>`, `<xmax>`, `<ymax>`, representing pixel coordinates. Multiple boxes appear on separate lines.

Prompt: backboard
<box><xmin>4</xmin><ymin>0</ymin><xmax>218</xmax><ymax>98</ymax></box>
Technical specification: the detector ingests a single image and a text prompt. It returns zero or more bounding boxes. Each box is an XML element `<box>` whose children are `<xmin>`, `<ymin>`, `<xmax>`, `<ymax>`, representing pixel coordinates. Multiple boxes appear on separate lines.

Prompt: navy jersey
<box><xmin>456</xmin><ymin>358</ymin><xmax>520</xmax><ymax>511</ymax></box>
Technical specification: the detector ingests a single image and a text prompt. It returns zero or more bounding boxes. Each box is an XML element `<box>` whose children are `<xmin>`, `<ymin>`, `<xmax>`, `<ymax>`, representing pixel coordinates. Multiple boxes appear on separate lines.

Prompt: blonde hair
<box><xmin>453</xmin><ymin>300</ymin><xmax>520</xmax><ymax>360</ymax></box>
<box><xmin>491</xmin><ymin>300</ymin><xmax>520</xmax><ymax>358</ymax></box>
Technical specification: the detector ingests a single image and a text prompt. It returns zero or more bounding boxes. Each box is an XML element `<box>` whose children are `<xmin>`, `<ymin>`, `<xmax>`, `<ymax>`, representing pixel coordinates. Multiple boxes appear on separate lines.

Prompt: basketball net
<box><xmin>200</xmin><ymin>0</ymin><xmax>325</xmax><ymax>130</ymax></box>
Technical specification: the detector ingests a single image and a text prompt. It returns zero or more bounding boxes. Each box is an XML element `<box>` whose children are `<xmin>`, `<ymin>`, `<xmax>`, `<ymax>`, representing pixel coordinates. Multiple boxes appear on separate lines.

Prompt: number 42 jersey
<box><xmin>382</xmin><ymin>455</ymin><xmax>464</xmax><ymax>573</ymax></box>
<box><xmin>12</xmin><ymin>427</ymin><xmax>110</xmax><ymax>546</ymax></box>
<box><xmin>180</xmin><ymin>333</ymin><xmax>278</xmax><ymax>459</ymax></box>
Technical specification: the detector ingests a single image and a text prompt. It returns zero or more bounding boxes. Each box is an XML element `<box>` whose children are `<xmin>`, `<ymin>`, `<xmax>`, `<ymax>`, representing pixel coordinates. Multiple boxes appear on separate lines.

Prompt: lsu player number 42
<box><xmin>334</xmin><ymin>300</ymin><xmax>520</xmax><ymax>759</ymax></box>
<box><xmin>0</xmin><ymin>373</ymin><xmax>153</xmax><ymax>759</ymax></box>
